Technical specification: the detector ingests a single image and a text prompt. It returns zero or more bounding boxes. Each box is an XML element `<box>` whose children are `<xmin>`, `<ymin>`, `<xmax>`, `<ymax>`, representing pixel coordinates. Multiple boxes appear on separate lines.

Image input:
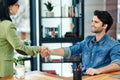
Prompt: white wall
<box><xmin>84</xmin><ymin>0</ymin><xmax>106</xmax><ymax>37</ymax></box>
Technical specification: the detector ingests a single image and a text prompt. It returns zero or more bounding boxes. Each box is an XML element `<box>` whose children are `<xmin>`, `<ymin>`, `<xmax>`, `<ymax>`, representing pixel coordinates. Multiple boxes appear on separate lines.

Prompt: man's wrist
<box><xmin>96</xmin><ymin>69</ymin><xmax>102</xmax><ymax>74</ymax></box>
<box><xmin>50</xmin><ymin>49</ymin><xmax>54</xmax><ymax>55</ymax></box>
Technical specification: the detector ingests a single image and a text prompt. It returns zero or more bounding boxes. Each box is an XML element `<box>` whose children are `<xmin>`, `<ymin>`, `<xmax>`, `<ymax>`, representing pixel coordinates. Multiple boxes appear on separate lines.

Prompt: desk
<box><xmin>0</xmin><ymin>71</ymin><xmax>120</xmax><ymax>80</ymax></box>
<box><xmin>82</xmin><ymin>71</ymin><xmax>120</xmax><ymax>80</ymax></box>
<box><xmin>0</xmin><ymin>71</ymin><xmax>71</xmax><ymax>80</ymax></box>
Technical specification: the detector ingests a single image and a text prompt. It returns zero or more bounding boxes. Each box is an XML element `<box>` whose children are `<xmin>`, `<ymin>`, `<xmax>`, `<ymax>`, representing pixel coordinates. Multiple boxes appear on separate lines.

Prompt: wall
<box><xmin>106</xmin><ymin>0</ymin><xmax>117</xmax><ymax>39</ymax></box>
<box><xmin>84</xmin><ymin>0</ymin><xmax>106</xmax><ymax>37</ymax></box>
<box><xmin>84</xmin><ymin>0</ymin><xmax>117</xmax><ymax>39</ymax></box>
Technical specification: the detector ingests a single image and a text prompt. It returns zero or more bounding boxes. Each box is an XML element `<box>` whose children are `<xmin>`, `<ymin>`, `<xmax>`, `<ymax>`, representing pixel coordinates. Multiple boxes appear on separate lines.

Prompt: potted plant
<box><xmin>11</xmin><ymin>56</ymin><xmax>25</xmax><ymax>79</ymax></box>
<box><xmin>44</xmin><ymin>1</ymin><xmax>54</xmax><ymax>17</ymax></box>
<box><xmin>11</xmin><ymin>56</ymin><xmax>24</xmax><ymax>66</ymax></box>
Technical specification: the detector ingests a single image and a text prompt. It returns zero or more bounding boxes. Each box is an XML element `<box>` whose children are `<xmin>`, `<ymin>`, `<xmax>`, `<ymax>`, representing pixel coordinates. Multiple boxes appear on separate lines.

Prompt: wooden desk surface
<box><xmin>0</xmin><ymin>71</ymin><xmax>120</xmax><ymax>80</ymax></box>
<box><xmin>82</xmin><ymin>71</ymin><xmax>120</xmax><ymax>80</ymax></box>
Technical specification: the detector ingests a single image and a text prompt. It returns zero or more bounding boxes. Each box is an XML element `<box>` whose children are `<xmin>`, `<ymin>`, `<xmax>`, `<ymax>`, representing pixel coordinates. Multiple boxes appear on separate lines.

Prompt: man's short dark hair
<box><xmin>94</xmin><ymin>10</ymin><xmax>113</xmax><ymax>32</ymax></box>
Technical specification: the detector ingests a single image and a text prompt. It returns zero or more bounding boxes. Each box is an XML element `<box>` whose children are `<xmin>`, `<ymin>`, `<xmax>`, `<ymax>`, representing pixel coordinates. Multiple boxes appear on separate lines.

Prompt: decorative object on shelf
<box><xmin>11</xmin><ymin>56</ymin><xmax>25</xmax><ymax>79</ymax></box>
<box><xmin>44</xmin><ymin>26</ymin><xmax>60</xmax><ymax>38</ymax></box>
<box><xmin>65</xmin><ymin>23</ymin><xmax>78</xmax><ymax>37</ymax></box>
<box><xmin>43</xmin><ymin>70</ymin><xmax>56</xmax><ymax>75</ymax></box>
<box><xmin>21</xmin><ymin>32</ymin><xmax>27</xmax><ymax>40</ymax></box>
<box><xmin>44</xmin><ymin>1</ymin><xmax>54</xmax><ymax>17</ymax></box>
<box><xmin>65</xmin><ymin>32</ymin><xmax>77</xmax><ymax>37</ymax></box>
<box><xmin>68</xmin><ymin>6</ymin><xmax>73</xmax><ymax>17</ymax></box>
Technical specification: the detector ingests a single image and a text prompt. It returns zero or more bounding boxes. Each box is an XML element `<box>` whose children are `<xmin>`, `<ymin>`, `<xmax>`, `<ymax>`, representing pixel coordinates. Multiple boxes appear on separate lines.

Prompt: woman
<box><xmin>0</xmin><ymin>0</ymin><xmax>41</xmax><ymax>77</ymax></box>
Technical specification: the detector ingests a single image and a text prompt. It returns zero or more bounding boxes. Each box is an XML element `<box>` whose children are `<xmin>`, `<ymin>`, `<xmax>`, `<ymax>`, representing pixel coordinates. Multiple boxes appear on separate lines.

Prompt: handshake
<box><xmin>39</xmin><ymin>46</ymin><xmax>52</xmax><ymax>58</ymax></box>
<box><xmin>38</xmin><ymin>46</ymin><xmax>64</xmax><ymax>58</ymax></box>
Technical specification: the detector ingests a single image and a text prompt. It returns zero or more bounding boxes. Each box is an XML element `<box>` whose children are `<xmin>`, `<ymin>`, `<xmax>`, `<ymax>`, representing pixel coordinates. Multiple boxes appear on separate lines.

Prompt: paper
<box><xmin>111</xmin><ymin>74</ymin><xmax>120</xmax><ymax>79</ymax></box>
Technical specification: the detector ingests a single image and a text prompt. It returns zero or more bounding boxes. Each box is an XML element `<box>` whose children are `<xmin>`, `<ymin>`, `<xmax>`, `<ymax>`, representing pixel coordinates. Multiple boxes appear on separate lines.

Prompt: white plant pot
<box><xmin>46</xmin><ymin>12</ymin><xmax>54</xmax><ymax>17</ymax></box>
<box><xmin>14</xmin><ymin>65</ymin><xmax>25</xmax><ymax>79</ymax></box>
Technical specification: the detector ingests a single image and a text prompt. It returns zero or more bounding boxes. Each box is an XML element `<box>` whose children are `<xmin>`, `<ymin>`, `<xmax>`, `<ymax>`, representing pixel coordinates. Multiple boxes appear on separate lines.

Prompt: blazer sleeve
<box><xmin>5</xmin><ymin>22</ymin><xmax>40</xmax><ymax>56</ymax></box>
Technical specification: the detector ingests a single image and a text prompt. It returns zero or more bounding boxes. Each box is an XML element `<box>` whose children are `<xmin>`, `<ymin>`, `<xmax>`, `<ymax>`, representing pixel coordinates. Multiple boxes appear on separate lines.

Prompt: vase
<box><xmin>14</xmin><ymin>65</ymin><xmax>25</xmax><ymax>79</ymax></box>
<box><xmin>46</xmin><ymin>12</ymin><xmax>54</xmax><ymax>17</ymax></box>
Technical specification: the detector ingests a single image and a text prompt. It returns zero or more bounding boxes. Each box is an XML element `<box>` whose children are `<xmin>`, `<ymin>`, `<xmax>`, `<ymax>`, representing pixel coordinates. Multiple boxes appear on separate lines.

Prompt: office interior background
<box><xmin>11</xmin><ymin>0</ymin><xmax>119</xmax><ymax>77</ymax></box>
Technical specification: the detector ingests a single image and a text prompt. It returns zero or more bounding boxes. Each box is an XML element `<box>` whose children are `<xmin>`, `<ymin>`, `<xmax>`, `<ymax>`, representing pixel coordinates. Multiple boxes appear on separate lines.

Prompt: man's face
<box><xmin>91</xmin><ymin>16</ymin><xmax>105</xmax><ymax>33</ymax></box>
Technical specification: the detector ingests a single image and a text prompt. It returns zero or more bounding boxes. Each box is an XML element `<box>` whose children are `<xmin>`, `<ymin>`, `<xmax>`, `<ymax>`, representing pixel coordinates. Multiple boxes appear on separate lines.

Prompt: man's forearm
<box><xmin>98</xmin><ymin>63</ymin><xmax>120</xmax><ymax>74</ymax></box>
<box><xmin>85</xmin><ymin>63</ymin><xmax>120</xmax><ymax>75</ymax></box>
<box><xmin>50</xmin><ymin>48</ymin><xmax>65</xmax><ymax>56</ymax></box>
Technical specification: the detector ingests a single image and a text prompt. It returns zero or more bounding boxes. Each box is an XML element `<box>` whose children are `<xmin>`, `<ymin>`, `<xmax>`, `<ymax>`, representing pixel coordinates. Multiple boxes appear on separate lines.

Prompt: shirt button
<box><xmin>92</xmin><ymin>53</ymin><xmax>94</xmax><ymax>55</ymax></box>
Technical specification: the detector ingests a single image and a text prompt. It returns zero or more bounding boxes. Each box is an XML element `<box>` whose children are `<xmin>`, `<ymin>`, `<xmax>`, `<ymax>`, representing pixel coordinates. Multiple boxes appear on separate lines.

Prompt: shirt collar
<box><xmin>91</xmin><ymin>33</ymin><xmax>109</xmax><ymax>45</ymax></box>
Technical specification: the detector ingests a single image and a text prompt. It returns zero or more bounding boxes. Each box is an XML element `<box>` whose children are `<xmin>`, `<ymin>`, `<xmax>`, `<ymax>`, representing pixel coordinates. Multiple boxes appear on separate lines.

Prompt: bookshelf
<box><xmin>39</xmin><ymin>0</ymin><xmax>84</xmax><ymax>76</ymax></box>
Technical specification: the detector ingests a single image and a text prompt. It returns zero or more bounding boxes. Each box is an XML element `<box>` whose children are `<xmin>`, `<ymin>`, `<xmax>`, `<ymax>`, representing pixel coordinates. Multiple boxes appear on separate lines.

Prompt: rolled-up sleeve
<box><xmin>110</xmin><ymin>44</ymin><xmax>120</xmax><ymax>65</ymax></box>
<box><xmin>63</xmin><ymin>47</ymin><xmax>71</xmax><ymax>59</ymax></box>
<box><xmin>111</xmin><ymin>59</ymin><xmax>120</xmax><ymax>65</ymax></box>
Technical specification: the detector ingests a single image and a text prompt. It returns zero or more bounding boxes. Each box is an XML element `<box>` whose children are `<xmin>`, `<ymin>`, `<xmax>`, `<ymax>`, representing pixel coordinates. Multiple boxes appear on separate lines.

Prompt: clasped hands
<box><xmin>39</xmin><ymin>46</ymin><xmax>51</xmax><ymax>58</ymax></box>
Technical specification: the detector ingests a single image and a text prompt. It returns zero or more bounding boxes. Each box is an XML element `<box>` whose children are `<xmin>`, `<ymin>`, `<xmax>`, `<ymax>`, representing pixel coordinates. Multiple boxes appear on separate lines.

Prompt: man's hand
<box><xmin>85</xmin><ymin>68</ymin><xmax>101</xmax><ymax>75</ymax></box>
<box><xmin>39</xmin><ymin>46</ymin><xmax>50</xmax><ymax>58</ymax></box>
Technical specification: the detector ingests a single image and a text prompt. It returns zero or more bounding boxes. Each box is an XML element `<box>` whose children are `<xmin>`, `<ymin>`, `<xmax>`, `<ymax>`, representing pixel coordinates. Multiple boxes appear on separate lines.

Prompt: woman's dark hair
<box><xmin>0</xmin><ymin>0</ymin><xmax>18</xmax><ymax>21</ymax></box>
<box><xmin>94</xmin><ymin>10</ymin><xmax>113</xmax><ymax>32</ymax></box>
<box><xmin>7</xmin><ymin>0</ymin><xmax>18</xmax><ymax>6</ymax></box>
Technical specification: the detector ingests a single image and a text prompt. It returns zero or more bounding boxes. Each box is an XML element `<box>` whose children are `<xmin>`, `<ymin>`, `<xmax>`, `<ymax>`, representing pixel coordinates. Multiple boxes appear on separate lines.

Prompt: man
<box><xmin>41</xmin><ymin>10</ymin><xmax>120</xmax><ymax>75</ymax></box>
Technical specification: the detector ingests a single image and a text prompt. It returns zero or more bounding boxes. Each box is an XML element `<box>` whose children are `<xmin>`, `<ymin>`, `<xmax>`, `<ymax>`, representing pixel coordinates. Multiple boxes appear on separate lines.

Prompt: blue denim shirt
<box><xmin>63</xmin><ymin>33</ymin><xmax>120</xmax><ymax>75</ymax></box>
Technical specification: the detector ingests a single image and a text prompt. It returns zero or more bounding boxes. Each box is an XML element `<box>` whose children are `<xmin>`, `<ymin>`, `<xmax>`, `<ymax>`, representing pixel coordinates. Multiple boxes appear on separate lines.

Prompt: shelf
<box><xmin>42</xmin><ymin>60</ymin><xmax>81</xmax><ymax>63</ymax></box>
<box><xmin>42</xmin><ymin>61</ymin><xmax>81</xmax><ymax>63</ymax></box>
<box><xmin>39</xmin><ymin>0</ymin><xmax>84</xmax><ymax>74</ymax></box>
<box><xmin>39</xmin><ymin>37</ymin><xmax>84</xmax><ymax>43</ymax></box>
<box><xmin>41</xmin><ymin>16</ymin><xmax>82</xmax><ymax>18</ymax></box>
<box><xmin>23</xmin><ymin>57</ymin><xmax>31</xmax><ymax>61</ymax></box>
<box><xmin>41</xmin><ymin>55</ymin><xmax>81</xmax><ymax>63</ymax></box>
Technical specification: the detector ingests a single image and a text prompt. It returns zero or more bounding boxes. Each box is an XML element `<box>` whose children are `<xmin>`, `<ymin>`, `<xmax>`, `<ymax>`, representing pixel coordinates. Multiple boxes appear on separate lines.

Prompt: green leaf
<box><xmin>44</xmin><ymin>1</ymin><xmax>54</xmax><ymax>12</ymax></box>
<box><xmin>11</xmin><ymin>56</ymin><xmax>24</xmax><ymax>65</ymax></box>
<box><xmin>17</xmin><ymin>56</ymin><xmax>23</xmax><ymax>61</ymax></box>
<box><xmin>18</xmin><ymin>61</ymin><xmax>24</xmax><ymax>65</ymax></box>
<box><xmin>11</xmin><ymin>58</ymin><xmax>17</xmax><ymax>63</ymax></box>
